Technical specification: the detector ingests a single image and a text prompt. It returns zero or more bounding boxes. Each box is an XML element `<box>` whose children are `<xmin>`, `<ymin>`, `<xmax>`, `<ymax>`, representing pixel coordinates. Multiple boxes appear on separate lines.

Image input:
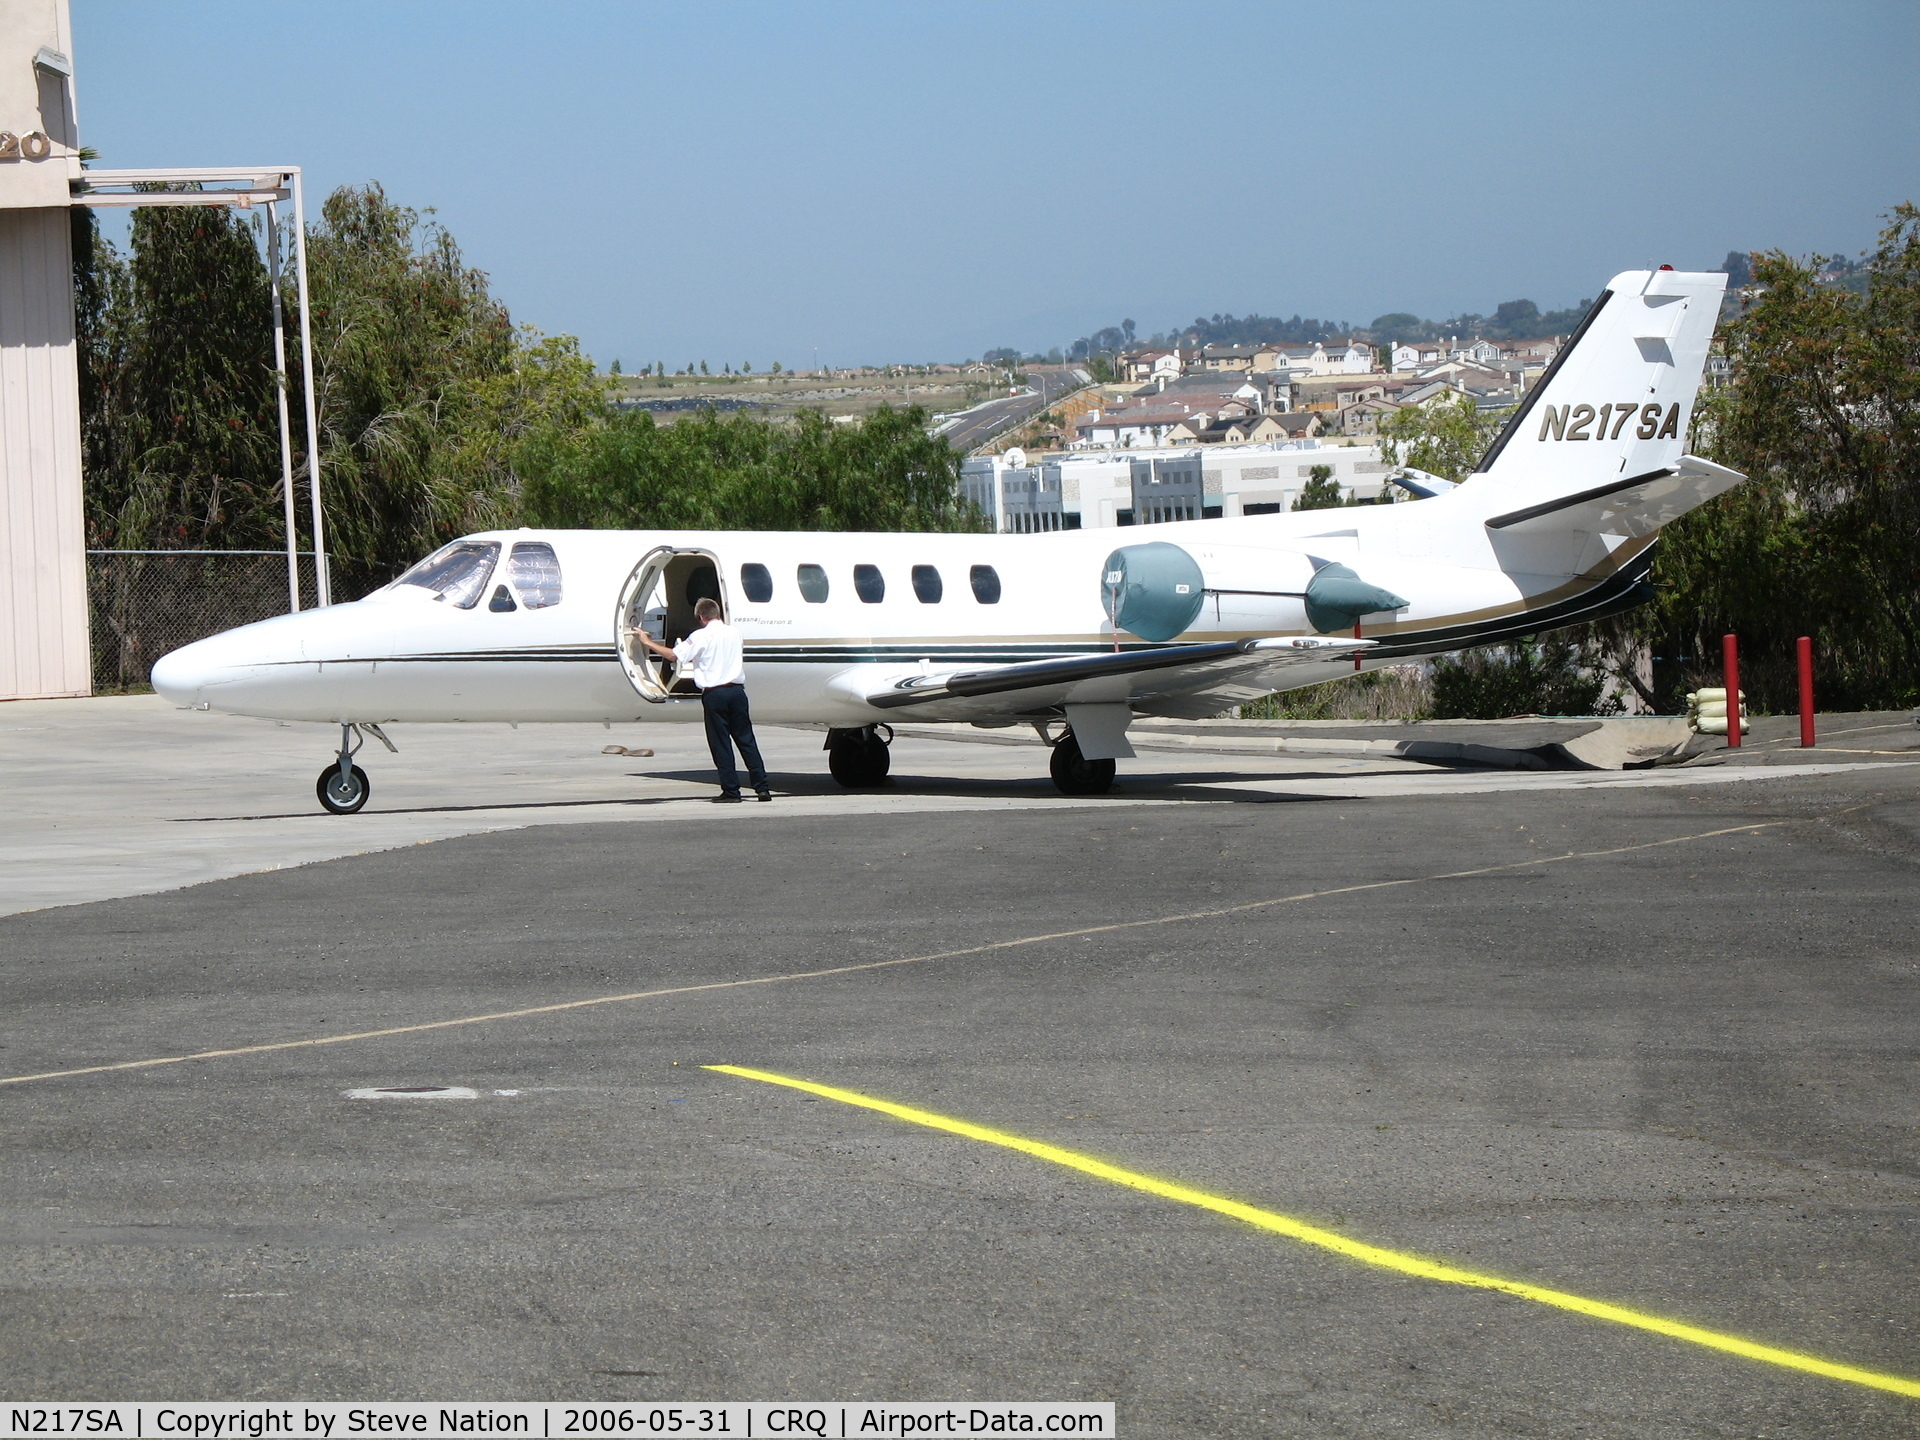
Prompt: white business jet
<box><xmin>153</xmin><ymin>268</ymin><xmax>1740</xmax><ymax>813</ymax></box>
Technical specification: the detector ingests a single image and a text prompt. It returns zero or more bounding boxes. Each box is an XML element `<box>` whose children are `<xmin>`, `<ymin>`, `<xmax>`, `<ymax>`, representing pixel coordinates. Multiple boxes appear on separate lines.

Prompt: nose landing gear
<box><xmin>826</xmin><ymin>724</ymin><xmax>892</xmax><ymax>787</ymax></box>
<box><xmin>315</xmin><ymin>722</ymin><xmax>395</xmax><ymax>814</ymax></box>
<box><xmin>317</xmin><ymin>758</ymin><xmax>370</xmax><ymax>814</ymax></box>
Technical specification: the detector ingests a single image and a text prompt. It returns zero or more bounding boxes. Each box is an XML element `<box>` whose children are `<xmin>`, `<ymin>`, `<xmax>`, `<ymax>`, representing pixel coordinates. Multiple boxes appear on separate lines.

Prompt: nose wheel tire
<box><xmin>827</xmin><ymin>726</ymin><xmax>892</xmax><ymax>787</ymax></box>
<box><xmin>1049</xmin><ymin>731</ymin><xmax>1116</xmax><ymax>796</ymax></box>
<box><xmin>317</xmin><ymin>763</ymin><xmax>371</xmax><ymax>815</ymax></box>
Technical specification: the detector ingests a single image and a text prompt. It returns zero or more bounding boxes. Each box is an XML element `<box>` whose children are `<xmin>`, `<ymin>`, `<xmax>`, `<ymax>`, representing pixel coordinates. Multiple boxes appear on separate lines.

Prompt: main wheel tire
<box><xmin>827</xmin><ymin>729</ymin><xmax>891</xmax><ymax>787</ymax></box>
<box><xmin>316</xmin><ymin>762</ymin><xmax>371</xmax><ymax>814</ymax></box>
<box><xmin>1049</xmin><ymin>731</ymin><xmax>1116</xmax><ymax>796</ymax></box>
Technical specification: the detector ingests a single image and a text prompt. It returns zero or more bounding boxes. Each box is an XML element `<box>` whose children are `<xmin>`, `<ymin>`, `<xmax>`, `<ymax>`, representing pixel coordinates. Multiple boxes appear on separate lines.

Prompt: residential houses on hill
<box><xmin>1126</xmin><ymin>339</ymin><xmax>1379</xmax><ymax>381</ymax></box>
<box><xmin>966</xmin><ymin>327</ymin><xmax>1562</xmax><ymax>537</ymax></box>
<box><xmin>1084</xmin><ymin>329</ymin><xmax>1557</xmax><ymax>447</ymax></box>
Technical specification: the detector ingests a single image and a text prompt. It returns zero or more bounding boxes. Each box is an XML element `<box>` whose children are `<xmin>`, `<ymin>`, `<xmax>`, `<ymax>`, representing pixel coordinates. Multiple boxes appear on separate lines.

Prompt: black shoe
<box><xmin>756</xmin><ymin>790</ymin><xmax>773</xmax><ymax>802</ymax></box>
<box><xmin>712</xmin><ymin>793</ymin><xmax>743</xmax><ymax>804</ymax></box>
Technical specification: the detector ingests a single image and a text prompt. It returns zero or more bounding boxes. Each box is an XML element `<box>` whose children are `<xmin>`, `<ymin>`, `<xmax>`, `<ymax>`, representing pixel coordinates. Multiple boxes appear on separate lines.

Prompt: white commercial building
<box><xmin>962</xmin><ymin>441</ymin><xmax>1397</xmax><ymax>532</ymax></box>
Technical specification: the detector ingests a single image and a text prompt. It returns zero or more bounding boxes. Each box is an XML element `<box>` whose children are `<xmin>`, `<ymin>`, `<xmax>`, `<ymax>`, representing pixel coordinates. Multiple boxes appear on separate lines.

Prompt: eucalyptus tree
<box><xmin>518</xmin><ymin>404</ymin><xmax>983</xmax><ymax>534</ymax></box>
<box><xmin>1625</xmin><ymin>204</ymin><xmax>1920</xmax><ymax>709</ymax></box>
<box><xmin>298</xmin><ymin>183</ymin><xmax>607</xmax><ymax>594</ymax></box>
<box><xmin>76</xmin><ymin>198</ymin><xmax>283</xmax><ymax>551</ymax></box>
<box><xmin>74</xmin><ymin>181</ymin><xmax>608</xmax><ymax>597</ymax></box>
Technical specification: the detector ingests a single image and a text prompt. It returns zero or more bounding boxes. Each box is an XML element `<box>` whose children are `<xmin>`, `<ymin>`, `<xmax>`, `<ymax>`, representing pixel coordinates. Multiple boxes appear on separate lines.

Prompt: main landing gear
<box><xmin>1047</xmin><ymin>727</ymin><xmax>1117</xmax><ymax>797</ymax></box>
<box><xmin>315</xmin><ymin>722</ymin><xmax>396</xmax><ymax>815</ymax></box>
<box><xmin>826</xmin><ymin>724</ymin><xmax>892</xmax><ymax>787</ymax></box>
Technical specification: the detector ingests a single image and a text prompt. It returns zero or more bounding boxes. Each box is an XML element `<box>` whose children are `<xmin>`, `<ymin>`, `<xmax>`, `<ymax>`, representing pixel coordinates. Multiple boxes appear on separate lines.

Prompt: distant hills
<box><xmin>1064</xmin><ymin>253</ymin><xmax>1764</xmax><ymax>363</ymax></box>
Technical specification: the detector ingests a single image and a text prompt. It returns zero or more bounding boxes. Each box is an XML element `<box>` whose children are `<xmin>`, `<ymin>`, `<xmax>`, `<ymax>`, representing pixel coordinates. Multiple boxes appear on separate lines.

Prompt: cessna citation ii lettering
<box><xmin>153</xmin><ymin>268</ymin><xmax>1742</xmax><ymax>813</ymax></box>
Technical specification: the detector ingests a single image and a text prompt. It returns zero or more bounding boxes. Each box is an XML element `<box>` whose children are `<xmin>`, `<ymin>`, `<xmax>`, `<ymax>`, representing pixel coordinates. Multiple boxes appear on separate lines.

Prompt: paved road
<box><xmin>937</xmin><ymin>366</ymin><xmax>1089</xmax><ymax>453</ymax></box>
<box><xmin>2</xmin><ymin>704</ymin><xmax>1917</xmax><ymax>1433</ymax></box>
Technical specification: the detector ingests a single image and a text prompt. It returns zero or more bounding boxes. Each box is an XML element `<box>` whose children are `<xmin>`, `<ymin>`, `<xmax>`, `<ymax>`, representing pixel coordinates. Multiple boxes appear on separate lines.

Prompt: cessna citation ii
<box><xmin>153</xmin><ymin>268</ymin><xmax>1740</xmax><ymax>813</ymax></box>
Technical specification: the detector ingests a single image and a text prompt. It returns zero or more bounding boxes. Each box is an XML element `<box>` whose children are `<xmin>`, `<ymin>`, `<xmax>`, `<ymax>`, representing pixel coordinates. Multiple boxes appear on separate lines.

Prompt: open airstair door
<box><xmin>615</xmin><ymin>545</ymin><xmax>728</xmax><ymax>702</ymax></box>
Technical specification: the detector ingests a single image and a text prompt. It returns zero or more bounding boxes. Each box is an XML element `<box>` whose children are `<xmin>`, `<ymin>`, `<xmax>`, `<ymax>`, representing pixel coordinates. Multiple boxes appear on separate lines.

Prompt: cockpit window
<box><xmin>391</xmin><ymin>541</ymin><xmax>500</xmax><ymax>609</ymax></box>
<box><xmin>507</xmin><ymin>541</ymin><xmax>563</xmax><ymax>608</ymax></box>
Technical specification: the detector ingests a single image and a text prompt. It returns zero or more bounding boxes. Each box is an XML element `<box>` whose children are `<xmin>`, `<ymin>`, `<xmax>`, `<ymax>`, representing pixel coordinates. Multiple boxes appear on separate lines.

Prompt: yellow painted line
<box><xmin>0</xmin><ymin>816</ymin><xmax>1818</xmax><ymax>1089</ymax></box>
<box><xmin>707</xmin><ymin>1063</ymin><xmax>1920</xmax><ymax>1401</ymax></box>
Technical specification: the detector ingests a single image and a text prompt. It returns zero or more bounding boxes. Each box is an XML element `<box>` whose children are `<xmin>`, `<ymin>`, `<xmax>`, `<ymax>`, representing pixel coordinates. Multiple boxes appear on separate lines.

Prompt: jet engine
<box><xmin>1100</xmin><ymin>542</ymin><xmax>1205</xmax><ymax>641</ymax></box>
<box><xmin>1300</xmin><ymin>563</ymin><xmax>1409</xmax><ymax>635</ymax></box>
<box><xmin>1101</xmin><ymin>541</ymin><xmax>1408</xmax><ymax>641</ymax></box>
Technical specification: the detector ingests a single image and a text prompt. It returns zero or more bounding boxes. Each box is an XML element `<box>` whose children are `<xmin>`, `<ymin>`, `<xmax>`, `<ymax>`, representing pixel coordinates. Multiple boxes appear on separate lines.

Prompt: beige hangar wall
<box><xmin>0</xmin><ymin>0</ymin><xmax>87</xmax><ymax>700</ymax></box>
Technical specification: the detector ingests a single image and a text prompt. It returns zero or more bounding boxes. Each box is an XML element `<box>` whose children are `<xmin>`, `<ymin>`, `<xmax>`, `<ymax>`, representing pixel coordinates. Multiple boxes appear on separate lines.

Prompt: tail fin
<box><xmin>1470</xmin><ymin>269</ymin><xmax>1726</xmax><ymax>499</ymax></box>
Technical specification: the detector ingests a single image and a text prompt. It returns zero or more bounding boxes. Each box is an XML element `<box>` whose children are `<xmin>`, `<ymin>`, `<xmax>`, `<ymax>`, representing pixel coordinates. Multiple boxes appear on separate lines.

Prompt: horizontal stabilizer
<box><xmin>1484</xmin><ymin>456</ymin><xmax>1745</xmax><ymax>537</ymax></box>
<box><xmin>1388</xmin><ymin>468</ymin><xmax>1458</xmax><ymax>499</ymax></box>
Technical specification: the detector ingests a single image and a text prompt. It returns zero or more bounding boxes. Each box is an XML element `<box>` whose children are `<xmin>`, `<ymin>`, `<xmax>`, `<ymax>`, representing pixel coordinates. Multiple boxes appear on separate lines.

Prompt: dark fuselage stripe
<box><xmin>302</xmin><ymin>564</ymin><xmax>1658</xmax><ymax>671</ymax></box>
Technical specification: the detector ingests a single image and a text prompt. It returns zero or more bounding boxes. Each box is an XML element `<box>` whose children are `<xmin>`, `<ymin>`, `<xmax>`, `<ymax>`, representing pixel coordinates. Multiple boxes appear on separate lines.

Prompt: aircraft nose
<box><xmin>150</xmin><ymin>635</ymin><xmax>226</xmax><ymax>706</ymax></box>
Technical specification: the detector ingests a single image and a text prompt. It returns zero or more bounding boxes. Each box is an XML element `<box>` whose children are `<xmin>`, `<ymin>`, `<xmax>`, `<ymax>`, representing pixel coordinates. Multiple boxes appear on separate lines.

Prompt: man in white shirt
<box><xmin>639</xmin><ymin>598</ymin><xmax>771</xmax><ymax>803</ymax></box>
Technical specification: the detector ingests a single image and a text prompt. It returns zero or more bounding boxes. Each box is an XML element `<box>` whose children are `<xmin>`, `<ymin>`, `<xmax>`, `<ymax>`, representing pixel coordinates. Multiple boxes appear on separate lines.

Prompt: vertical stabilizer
<box><xmin>1471</xmin><ymin>269</ymin><xmax>1726</xmax><ymax>498</ymax></box>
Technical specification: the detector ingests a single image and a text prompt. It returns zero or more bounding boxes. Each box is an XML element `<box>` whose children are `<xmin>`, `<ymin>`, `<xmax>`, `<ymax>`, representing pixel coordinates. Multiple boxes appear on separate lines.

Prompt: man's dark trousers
<box><xmin>700</xmin><ymin>683</ymin><xmax>768</xmax><ymax>797</ymax></box>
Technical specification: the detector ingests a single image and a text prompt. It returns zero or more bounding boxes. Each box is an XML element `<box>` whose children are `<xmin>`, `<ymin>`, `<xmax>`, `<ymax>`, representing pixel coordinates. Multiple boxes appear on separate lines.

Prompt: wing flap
<box><xmin>863</xmin><ymin>635</ymin><xmax>1369</xmax><ymax>718</ymax></box>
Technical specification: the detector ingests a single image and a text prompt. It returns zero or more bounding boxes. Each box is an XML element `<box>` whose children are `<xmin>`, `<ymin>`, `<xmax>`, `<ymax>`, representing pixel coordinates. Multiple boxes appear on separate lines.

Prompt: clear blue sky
<box><xmin>73</xmin><ymin>0</ymin><xmax>1919</xmax><ymax>368</ymax></box>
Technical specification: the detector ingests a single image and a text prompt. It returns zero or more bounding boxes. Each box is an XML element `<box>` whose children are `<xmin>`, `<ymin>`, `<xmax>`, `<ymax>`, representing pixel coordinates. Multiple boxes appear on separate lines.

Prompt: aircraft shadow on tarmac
<box><xmin>611</xmin><ymin>766</ymin><xmax>1353</xmax><ymax>806</ymax></box>
<box><xmin>171</xmin><ymin>767</ymin><xmax>1352</xmax><ymax>821</ymax></box>
<box><xmin>663</xmin><ymin>767</ymin><xmax>1352</xmax><ymax>805</ymax></box>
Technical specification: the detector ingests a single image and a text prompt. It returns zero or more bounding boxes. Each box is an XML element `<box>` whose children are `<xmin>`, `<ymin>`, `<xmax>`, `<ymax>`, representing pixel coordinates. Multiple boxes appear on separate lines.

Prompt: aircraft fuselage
<box><xmin>150</xmin><ymin>500</ymin><xmax>1635</xmax><ymax>727</ymax></box>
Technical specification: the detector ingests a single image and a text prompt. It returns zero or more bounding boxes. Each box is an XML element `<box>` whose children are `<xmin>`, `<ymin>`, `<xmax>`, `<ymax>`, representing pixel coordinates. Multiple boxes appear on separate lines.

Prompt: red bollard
<box><xmin>1723</xmin><ymin>634</ymin><xmax>1741</xmax><ymax>748</ymax></box>
<box><xmin>1354</xmin><ymin>621</ymin><xmax>1363</xmax><ymax>671</ymax></box>
<box><xmin>1798</xmin><ymin>635</ymin><xmax>1815</xmax><ymax>747</ymax></box>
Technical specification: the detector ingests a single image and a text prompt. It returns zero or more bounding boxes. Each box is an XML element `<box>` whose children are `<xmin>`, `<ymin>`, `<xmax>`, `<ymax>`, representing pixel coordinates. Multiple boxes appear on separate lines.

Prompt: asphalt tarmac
<box><xmin>2</xmin><ymin>755</ymin><xmax>1917</xmax><ymax>1436</ymax></box>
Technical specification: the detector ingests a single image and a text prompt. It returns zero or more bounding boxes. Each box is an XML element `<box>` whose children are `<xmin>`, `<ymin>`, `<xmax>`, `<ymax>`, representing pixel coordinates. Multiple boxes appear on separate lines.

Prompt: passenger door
<box><xmin>614</xmin><ymin>546</ymin><xmax>727</xmax><ymax>702</ymax></box>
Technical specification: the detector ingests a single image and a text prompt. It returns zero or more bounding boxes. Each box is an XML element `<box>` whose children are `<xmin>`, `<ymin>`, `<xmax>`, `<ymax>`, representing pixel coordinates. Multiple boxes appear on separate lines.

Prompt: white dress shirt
<box><xmin>673</xmin><ymin>618</ymin><xmax>747</xmax><ymax>689</ymax></box>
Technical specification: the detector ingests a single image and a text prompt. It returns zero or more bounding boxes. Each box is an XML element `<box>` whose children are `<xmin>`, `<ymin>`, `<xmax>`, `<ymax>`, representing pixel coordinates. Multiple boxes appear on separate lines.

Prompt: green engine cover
<box><xmin>1303</xmin><ymin>562</ymin><xmax>1409</xmax><ymax>634</ymax></box>
<box><xmin>1101</xmin><ymin>542</ymin><xmax>1206</xmax><ymax>642</ymax></box>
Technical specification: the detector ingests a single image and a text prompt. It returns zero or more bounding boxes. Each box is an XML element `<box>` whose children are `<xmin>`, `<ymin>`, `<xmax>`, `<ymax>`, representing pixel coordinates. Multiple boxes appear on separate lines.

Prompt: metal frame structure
<box><xmin>74</xmin><ymin>167</ymin><xmax>329</xmax><ymax>609</ymax></box>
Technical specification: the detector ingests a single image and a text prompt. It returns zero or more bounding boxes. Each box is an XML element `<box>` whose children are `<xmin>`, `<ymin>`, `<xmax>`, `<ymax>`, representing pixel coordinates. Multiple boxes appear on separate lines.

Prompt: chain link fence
<box><xmin>87</xmin><ymin>550</ymin><xmax>322</xmax><ymax>692</ymax></box>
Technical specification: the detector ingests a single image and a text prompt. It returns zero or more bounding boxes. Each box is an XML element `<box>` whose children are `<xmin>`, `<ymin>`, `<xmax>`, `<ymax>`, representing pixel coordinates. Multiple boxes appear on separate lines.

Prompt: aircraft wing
<box><xmin>856</xmin><ymin>636</ymin><xmax>1370</xmax><ymax>722</ymax></box>
<box><xmin>1485</xmin><ymin>455</ymin><xmax>1745</xmax><ymax>538</ymax></box>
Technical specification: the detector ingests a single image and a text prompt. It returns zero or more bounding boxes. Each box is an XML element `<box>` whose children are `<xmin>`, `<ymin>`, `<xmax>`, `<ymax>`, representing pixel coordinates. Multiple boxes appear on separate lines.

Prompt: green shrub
<box><xmin>1428</xmin><ymin>639</ymin><xmax>1615</xmax><ymax>718</ymax></box>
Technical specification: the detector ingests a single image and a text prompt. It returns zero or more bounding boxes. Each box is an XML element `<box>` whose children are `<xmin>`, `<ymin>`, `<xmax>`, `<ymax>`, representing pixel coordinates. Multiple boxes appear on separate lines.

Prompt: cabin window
<box><xmin>911</xmin><ymin>564</ymin><xmax>943</xmax><ymax>603</ymax></box>
<box><xmin>797</xmin><ymin>563</ymin><xmax>830</xmax><ymax>603</ymax></box>
<box><xmin>488</xmin><ymin>584</ymin><xmax>517</xmax><ymax>613</ymax></box>
<box><xmin>740</xmin><ymin>563</ymin><xmax>774</xmax><ymax>603</ymax></box>
<box><xmin>390</xmin><ymin>541</ymin><xmax>499</xmax><ymax>609</ymax></box>
<box><xmin>969</xmin><ymin>564</ymin><xmax>1002</xmax><ymax>604</ymax></box>
<box><xmin>507</xmin><ymin>541</ymin><xmax>563</xmax><ymax>608</ymax></box>
<box><xmin>853</xmin><ymin>564</ymin><xmax>885</xmax><ymax>603</ymax></box>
